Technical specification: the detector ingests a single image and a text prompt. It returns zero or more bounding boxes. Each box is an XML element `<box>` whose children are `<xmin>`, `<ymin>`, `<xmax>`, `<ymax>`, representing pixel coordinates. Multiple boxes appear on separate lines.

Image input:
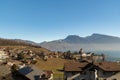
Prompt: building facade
<box><xmin>64</xmin><ymin>61</ymin><xmax>120</xmax><ymax>80</ymax></box>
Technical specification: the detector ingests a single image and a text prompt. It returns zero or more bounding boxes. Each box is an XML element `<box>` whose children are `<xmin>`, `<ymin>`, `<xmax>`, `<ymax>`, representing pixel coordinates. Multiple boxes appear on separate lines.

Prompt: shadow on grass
<box><xmin>56</xmin><ymin>69</ymin><xmax>64</xmax><ymax>72</ymax></box>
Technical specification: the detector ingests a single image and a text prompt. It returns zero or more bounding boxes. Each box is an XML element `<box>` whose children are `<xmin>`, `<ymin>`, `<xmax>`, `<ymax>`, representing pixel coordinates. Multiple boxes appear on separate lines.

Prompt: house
<box><xmin>72</xmin><ymin>54</ymin><xmax>81</xmax><ymax>60</ymax></box>
<box><xmin>0</xmin><ymin>50</ymin><xmax>9</xmax><ymax>63</ymax></box>
<box><xmin>79</xmin><ymin>48</ymin><xmax>105</xmax><ymax>62</ymax></box>
<box><xmin>64</xmin><ymin>61</ymin><xmax>93</xmax><ymax>80</ymax></box>
<box><xmin>17</xmin><ymin>66</ymin><xmax>53</xmax><ymax>80</ymax></box>
<box><xmin>94</xmin><ymin>62</ymin><xmax>120</xmax><ymax>80</ymax></box>
<box><xmin>64</xmin><ymin>61</ymin><xmax>120</xmax><ymax>80</ymax></box>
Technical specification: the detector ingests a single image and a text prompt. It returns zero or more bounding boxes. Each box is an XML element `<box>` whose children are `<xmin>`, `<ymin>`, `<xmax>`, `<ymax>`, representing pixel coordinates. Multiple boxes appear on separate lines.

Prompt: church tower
<box><xmin>79</xmin><ymin>48</ymin><xmax>83</xmax><ymax>54</ymax></box>
<box><xmin>79</xmin><ymin>48</ymin><xmax>83</xmax><ymax>61</ymax></box>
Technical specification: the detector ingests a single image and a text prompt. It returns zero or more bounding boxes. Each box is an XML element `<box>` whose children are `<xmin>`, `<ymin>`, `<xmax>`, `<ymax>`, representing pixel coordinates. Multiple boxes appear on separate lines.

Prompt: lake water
<box><xmin>92</xmin><ymin>50</ymin><xmax>120</xmax><ymax>61</ymax></box>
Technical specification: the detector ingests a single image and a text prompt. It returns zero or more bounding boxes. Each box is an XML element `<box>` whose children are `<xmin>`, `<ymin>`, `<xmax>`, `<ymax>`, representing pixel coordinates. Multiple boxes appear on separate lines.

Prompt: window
<box><xmin>84</xmin><ymin>72</ymin><xmax>87</xmax><ymax>75</ymax></box>
<box><xmin>103</xmin><ymin>71</ymin><xmax>107</xmax><ymax>75</ymax></box>
<box><xmin>71</xmin><ymin>72</ymin><xmax>76</xmax><ymax>75</ymax></box>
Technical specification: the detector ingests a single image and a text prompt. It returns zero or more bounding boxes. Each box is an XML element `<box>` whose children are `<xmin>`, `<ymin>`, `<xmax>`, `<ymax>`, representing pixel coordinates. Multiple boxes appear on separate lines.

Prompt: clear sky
<box><xmin>0</xmin><ymin>0</ymin><xmax>120</xmax><ymax>43</ymax></box>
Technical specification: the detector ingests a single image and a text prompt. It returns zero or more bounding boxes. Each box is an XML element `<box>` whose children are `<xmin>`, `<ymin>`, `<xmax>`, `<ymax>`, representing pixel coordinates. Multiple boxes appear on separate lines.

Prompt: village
<box><xmin>0</xmin><ymin>46</ymin><xmax>120</xmax><ymax>80</ymax></box>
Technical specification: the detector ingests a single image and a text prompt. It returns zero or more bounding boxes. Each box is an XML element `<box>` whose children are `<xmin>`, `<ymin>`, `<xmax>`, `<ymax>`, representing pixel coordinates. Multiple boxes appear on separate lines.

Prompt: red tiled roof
<box><xmin>64</xmin><ymin>61</ymin><xmax>88</xmax><ymax>72</ymax></box>
<box><xmin>64</xmin><ymin>61</ymin><xmax>120</xmax><ymax>72</ymax></box>
<box><xmin>95</xmin><ymin>62</ymin><xmax>120</xmax><ymax>71</ymax></box>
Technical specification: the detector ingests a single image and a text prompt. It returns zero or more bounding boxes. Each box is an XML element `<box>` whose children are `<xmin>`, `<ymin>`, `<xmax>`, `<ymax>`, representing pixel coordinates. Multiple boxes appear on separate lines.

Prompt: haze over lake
<box><xmin>91</xmin><ymin>50</ymin><xmax>120</xmax><ymax>61</ymax></box>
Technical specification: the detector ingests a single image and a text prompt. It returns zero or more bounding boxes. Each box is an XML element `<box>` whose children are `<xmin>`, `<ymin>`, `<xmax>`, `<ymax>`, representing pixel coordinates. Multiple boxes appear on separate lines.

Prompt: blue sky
<box><xmin>0</xmin><ymin>0</ymin><xmax>120</xmax><ymax>42</ymax></box>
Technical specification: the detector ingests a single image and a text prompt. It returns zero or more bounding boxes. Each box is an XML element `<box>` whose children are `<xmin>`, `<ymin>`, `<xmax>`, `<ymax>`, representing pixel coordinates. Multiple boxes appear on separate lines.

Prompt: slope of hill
<box><xmin>0</xmin><ymin>38</ymin><xmax>67</xmax><ymax>80</ymax></box>
<box><xmin>0</xmin><ymin>38</ymin><xmax>32</xmax><ymax>46</ymax></box>
<box><xmin>85</xmin><ymin>33</ymin><xmax>120</xmax><ymax>43</ymax></box>
<box><xmin>40</xmin><ymin>33</ymin><xmax>120</xmax><ymax>51</ymax></box>
<box><xmin>0</xmin><ymin>38</ymin><xmax>52</xmax><ymax>54</ymax></box>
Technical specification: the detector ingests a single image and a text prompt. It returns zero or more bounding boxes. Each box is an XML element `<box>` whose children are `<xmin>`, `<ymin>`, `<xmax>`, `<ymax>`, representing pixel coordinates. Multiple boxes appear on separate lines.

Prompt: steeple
<box><xmin>79</xmin><ymin>48</ymin><xmax>83</xmax><ymax>54</ymax></box>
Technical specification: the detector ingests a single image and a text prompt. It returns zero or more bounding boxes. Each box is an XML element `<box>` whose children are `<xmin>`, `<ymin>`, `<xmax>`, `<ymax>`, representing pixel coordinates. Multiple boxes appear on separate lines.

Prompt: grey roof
<box><xmin>18</xmin><ymin>66</ymin><xmax>44</xmax><ymax>80</ymax></box>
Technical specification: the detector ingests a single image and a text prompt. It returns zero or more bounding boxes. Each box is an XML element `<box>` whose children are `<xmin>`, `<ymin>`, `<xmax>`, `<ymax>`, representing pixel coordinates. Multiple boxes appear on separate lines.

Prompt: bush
<box><xmin>31</xmin><ymin>60</ymin><xmax>37</xmax><ymax>64</ymax></box>
<box><xmin>11</xmin><ymin>64</ymin><xmax>17</xmax><ymax>73</ymax></box>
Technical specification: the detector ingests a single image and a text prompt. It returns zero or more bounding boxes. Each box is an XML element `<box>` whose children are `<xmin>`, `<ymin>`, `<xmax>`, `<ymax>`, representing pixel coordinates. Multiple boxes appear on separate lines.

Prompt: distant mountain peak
<box><xmin>89</xmin><ymin>33</ymin><xmax>110</xmax><ymax>37</ymax></box>
<box><xmin>91</xmin><ymin>33</ymin><xmax>102</xmax><ymax>36</ymax></box>
<box><xmin>65</xmin><ymin>35</ymin><xmax>81</xmax><ymax>39</ymax></box>
<box><xmin>63</xmin><ymin>35</ymin><xmax>82</xmax><ymax>43</ymax></box>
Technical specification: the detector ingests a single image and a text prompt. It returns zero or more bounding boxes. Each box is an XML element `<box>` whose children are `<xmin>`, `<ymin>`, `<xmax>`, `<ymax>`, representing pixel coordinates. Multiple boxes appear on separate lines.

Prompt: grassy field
<box><xmin>35</xmin><ymin>58</ymin><xmax>70</xmax><ymax>79</ymax></box>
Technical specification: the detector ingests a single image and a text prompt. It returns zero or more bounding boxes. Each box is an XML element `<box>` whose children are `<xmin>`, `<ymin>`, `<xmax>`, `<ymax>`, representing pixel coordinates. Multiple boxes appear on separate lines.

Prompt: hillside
<box><xmin>0</xmin><ymin>38</ymin><xmax>33</xmax><ymax>46</ymax></box>
<box><xmin>40</xmin><ymin>33</ymin><xmax>120</xmax><ymax>51</ymax></box>
<box><xmin>0</xmin><ymin>38</ymin><xmax>66</xmax><ymax>80</ymax></box>
<box><xmin>0</xmin><ymin>38</ymin><xmax>52</xmax><ymax>54</ymax></box>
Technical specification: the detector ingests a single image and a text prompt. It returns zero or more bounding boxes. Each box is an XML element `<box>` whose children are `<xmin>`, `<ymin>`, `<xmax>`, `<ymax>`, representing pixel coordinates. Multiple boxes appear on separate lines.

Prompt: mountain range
<box><xmin>40</xmin><ymin>33</ymin><xmax>120</xmax><ymax>51</ymax></box>
<box><xmin>1</xmin><ymin>33</ymin><xmax>120</xmax><ymax>51</ymax></box>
